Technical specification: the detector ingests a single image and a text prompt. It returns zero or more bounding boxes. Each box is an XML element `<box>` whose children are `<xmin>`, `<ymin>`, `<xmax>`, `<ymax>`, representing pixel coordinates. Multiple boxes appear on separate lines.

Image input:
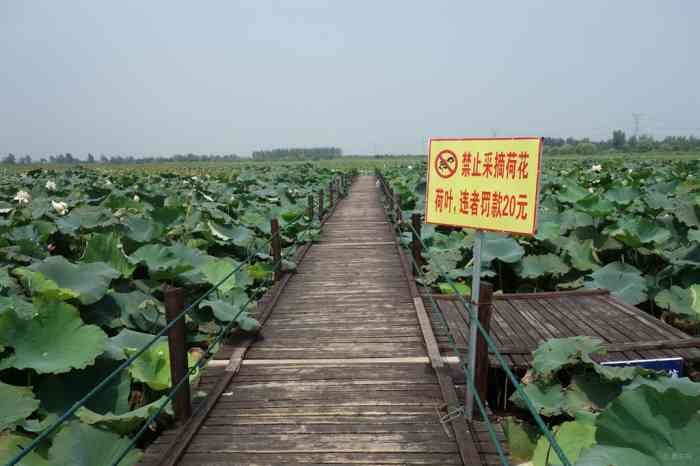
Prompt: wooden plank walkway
<box><xmin>429</xmin><ymin>291</ymin><xmax>700</xmax><ymax>370</ymax></box>
<box><xmin>141</xmin><ymin>176</ymin><xmax>496</xmax><ymax>466</ymax></box>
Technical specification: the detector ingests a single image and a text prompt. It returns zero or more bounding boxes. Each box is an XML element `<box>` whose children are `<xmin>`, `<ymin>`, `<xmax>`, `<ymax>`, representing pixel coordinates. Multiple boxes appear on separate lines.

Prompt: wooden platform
<box><xmin>428</xmin><ymin>289</ymin><xmax>700</xmax><ymax>370</ymax></box>
<box><xmin>141</xmin><ymin>176</ymin><xmax>500</xmax><ymax>466</ymax></box>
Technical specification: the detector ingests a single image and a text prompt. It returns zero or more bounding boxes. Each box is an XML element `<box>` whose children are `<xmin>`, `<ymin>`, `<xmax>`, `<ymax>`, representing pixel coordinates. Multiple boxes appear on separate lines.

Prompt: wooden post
<box><xmin>388</xmin><ymin>186</ymin><xmax>394</xmax><ymax>214</ymax></box>
<box><xmin>270</xmin><ymin>218</ymin><xmax>282</xmax><ymax>281</ymax></box>
<box><xmin>318</xmin><ymin>190</ymin><xmax>324</xmax><ymax>219</ymax></box>
<box><xmin>394</xmin><ymin>193</ymin><xmax>401</xmax><ymax>224</ymax></box>
<box><xmin>328</xmin><ymin>182</ymin><xmax>334</xmax><ymax>208</ymax></box>
<box><xmin>474</xmin><ymin>282</ymin><xmax>494</xmax><ymax>406</ymax></box>
<box><xmin>307</xmin><ymin>194</ymin><xmax>314</xmax><ymax>220</ymax></box>
<box><xmin>163</xmin><ymin>286</ymin><xmax>191</xmax><ymax>425</ymax></box>
<box><xmin>411</xmin><ymin>213</ymin><xmax>423</xmax><ymax>275</ymax></box>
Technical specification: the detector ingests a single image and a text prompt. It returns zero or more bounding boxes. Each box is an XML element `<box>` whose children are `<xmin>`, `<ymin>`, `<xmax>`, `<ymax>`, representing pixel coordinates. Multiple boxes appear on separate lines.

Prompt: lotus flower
<box><xmin>51</xmin><ymin>200</ymin><xmax>68</xmax><ymax>216</ymax></box>
<box><xmin>13</xmin><ymin>191</ymin><xmax>31</xmax><ymax>205</ymax></box>
<box><xmin>591</xmin><ymin>164</ymin><xmax>602</xmax><ymax>173</ymax></box>
<box><xmin>46</xmin><ymin>180</ymin><xmax>57</xmax><ymax>191</ymax></box>
<box><xmin>133</xmin><ymin>194</ymin><xmax>140</xmax><ymax>202</ymax></box>
<box><xmin>588</xmin><ymin>187</ymin><xmax>594</xmax><ymax>193</ymax></box>
<box><xmin>105</xmin><ymin>179</ymin><xmax>113</xmax><ymax>186</ymax></box>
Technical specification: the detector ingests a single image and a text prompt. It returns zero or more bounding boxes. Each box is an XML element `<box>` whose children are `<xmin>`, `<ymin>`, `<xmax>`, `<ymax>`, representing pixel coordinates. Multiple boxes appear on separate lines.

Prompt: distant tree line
<box><xmin>1</xmin><ymin>152</ymin><xmax>241</xmax><ymax>165</ymax></box>
<box><xmin>251</xmin><ymin>147</ymin><xmax>342</xmax><ymax>161</ymax></box>
<box><xmin>544</xmin><ymin>132</ymin><xmax>700</xmax><ymax>155</ymax></box>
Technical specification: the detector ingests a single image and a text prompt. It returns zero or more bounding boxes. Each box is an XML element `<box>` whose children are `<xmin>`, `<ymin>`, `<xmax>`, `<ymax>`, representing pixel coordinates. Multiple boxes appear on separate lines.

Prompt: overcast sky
<box><xmin>1</xmin><ymin>1</ymin><xmax>697</xmax><ymax>157</ymax></box>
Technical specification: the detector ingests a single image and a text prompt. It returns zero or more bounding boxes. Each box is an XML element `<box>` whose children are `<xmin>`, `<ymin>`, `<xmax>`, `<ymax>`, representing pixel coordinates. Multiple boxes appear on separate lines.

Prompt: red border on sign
<box><xmin>435</xmin><ymin>149</ymin><xmax>458</xmax><ymax>179</ymax></box>
<box><xmin>423</xmin><ymin>137</ymin><xmax>544</xmax><ymax>236</ymax></box>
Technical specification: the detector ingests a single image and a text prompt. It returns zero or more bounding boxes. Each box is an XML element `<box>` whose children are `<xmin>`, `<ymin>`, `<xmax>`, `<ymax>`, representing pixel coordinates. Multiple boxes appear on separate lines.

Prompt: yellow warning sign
<box><xmin>425</xmin><ymin>137</ymin><xmax>543</xmax><ymax>235</ymax></box>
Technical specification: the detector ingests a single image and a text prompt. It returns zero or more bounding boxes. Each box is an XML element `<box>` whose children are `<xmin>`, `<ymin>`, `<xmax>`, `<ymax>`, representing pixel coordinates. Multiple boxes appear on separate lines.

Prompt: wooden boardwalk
<box><xmin>142</xmin><ymin>176</ymin><xmax>496</xmax><ymax>466</ymax></box>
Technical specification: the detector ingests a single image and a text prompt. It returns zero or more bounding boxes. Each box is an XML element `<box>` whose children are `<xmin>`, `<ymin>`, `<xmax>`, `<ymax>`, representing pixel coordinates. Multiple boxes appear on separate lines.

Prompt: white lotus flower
<box><xmin>13</xmin><ymin>191</ymin><xmax>31</xmax><ymax>205</ymax></box>
<box><xmin>588</xmin><ymin>187</ymin><xmax>594</xmax><ymax>193</ymax></box>
<box><xmin>45</xmin><ymin>180</ymin><xmax>57</xmax><ymax>191</ymax></box>
<box><xmin>591</xmin><ymin>164</ymin><xmax>602</xmax><ymax>172</ymax></box>
<box><xmin>51</xmin><ymin>200</ymin><xmax>68</xmax><ymax>216</ymax></box>
<box><xmin>407</xmin><ymin>165</ymin><xmax>413</xmax><ymax>170</ymax></box>
<box><xmin>133</xmin><ymin>194</ymin><xmax>140</xmax><ymax>202</ymax></box>
<box><xmin>105</xmin><ymin>179</ymin><xmax>113</xmax><ymax>186</ymax></box>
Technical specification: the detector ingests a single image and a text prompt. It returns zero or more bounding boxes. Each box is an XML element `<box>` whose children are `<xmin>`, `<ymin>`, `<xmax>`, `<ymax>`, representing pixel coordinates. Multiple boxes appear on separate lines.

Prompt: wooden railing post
<box><xmin>163</xmin><ymin>286</ymin><xmax>191</xmax><ymax>425</ymax></box>
<box><xmin>475</xmin><ymin>282</ymin><xmax>494</xmax><ymax>404</ymax></box>
<box><xmin>394</xmin><ymin>193</ymin><xmax>401</xmax><ymax>224</ymax></box>
<box><xmin>411</xmin><ymin>213</ymin><xmax>423</xmax><ymax>275</ymax></box>
<box><xmin>270</xmin><ymin>218</ymin><xmax>282</xmax><ymax>282</ymax></box>
<box><xmin>318</xmin><ymin>190</ymin><xmax>324</xmax><ymax>220</ymax></box>
<box><xmin>307</xmin><ymin>194</ymin><xmax>314</xmax><ymax>220</ymax></box>
<box><xmin>328</xmin><ymin>182</ymin><xmax>334</xmax><ymax>208</ymax></box>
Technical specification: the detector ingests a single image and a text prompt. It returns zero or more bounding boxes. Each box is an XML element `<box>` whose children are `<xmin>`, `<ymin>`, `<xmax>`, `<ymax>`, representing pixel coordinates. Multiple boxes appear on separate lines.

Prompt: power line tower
<box><xmin>632</xmin><ymin>113</ymin><xmax>644</xmax><ymax>137</ymax></box>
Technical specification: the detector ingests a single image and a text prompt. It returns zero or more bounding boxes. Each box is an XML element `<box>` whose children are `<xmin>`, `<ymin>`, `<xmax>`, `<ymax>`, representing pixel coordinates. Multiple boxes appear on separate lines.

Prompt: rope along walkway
<box><xmin>141</xmin><ymin>176</ymin><xmax>489</xmax><ymax>465</ymax></box>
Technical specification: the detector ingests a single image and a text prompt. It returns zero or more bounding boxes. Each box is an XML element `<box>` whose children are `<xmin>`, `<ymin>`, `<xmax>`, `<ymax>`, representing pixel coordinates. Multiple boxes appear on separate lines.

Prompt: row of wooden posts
<box><xmin>162</xmin><ymin>173</ymin><xmax>352</xmax><ymax>425</ymax></box>
<box><xmin>376</xmin><ymin>171</ymin><xmax>494</xmax><ymax>404</ymax></box>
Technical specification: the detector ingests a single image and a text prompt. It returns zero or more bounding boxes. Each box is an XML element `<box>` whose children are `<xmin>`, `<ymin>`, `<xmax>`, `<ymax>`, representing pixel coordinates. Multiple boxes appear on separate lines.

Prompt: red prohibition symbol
<box><xmin>435</xmin><ymin>149</ymin><xmax>458</xmax><ymax>179</ymax></box>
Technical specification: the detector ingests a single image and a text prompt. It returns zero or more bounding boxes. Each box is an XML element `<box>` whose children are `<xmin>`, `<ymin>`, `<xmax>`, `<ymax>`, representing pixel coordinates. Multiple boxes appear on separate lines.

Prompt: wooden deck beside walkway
<box><xmin>141</xmin><ymin>176</ymin><xmax>497</xmax><ymax>466</ymax></box>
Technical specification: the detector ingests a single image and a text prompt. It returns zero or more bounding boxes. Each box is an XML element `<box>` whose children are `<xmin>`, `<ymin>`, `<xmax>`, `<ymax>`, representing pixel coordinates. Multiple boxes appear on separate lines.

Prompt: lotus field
<box><xmin>383</xmin><ymin>157</ymin><xmax>700</xmax><ymax>465</ymax></box>
<box><xmin>0</xmin><ymin>163</ymin><xmax>345</xmax><ymax>464</ymax></box>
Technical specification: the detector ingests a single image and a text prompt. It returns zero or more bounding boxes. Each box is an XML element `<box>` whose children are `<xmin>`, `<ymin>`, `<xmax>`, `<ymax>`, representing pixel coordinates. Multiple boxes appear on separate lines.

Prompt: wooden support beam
<box><xmin>411</xmin><ymin>213</ymin><xmax>423</xmax><ymax>276</ymax></box>
<box><xmin>474</xmin><ymin>282</ymin><xmax>494</xmax><ymax>404</ymax></box>
<box><xmin>318</xmin><ymin>190</ymin><xmax>324</xmax><ymax>220</ymax></box>
<box><xmin>270</xmin><ymin>218</ymin><xmax>282</xmax><ymax>282</ymax></box>
<box><xmin>163</xmin><ymin>286</ymin><xmax>191</xmax><ymax>425</ymax></box>
<box><xmin>307</xmin><ymin>194</ymin><xmax>314</xmax><ymax>220</ymax></box>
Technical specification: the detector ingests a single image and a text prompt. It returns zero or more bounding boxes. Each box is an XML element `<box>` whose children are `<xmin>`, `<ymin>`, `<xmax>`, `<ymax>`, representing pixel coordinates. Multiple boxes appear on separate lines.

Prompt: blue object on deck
<box><xmin>601</xmin><ymin>357</ymin><xmax>684</xmax><ymax>377</ymax></box>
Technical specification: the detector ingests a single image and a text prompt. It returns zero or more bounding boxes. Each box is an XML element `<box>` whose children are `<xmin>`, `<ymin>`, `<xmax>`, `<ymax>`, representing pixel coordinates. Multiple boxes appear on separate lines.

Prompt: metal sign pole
<box><xmin>466</xmin><ymin>229</ymin><xmax>483</xmax><ymax>420</ymax></box>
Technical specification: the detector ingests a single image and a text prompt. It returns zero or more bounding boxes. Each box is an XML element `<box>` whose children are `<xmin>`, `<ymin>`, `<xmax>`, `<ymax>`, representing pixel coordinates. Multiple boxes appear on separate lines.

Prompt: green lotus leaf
<box><xmin>202</xmin><ymin>292</ymin><xmax>260</xmax><ymax>333</ymax></box>
<box><xmin>563</xmin><ymin>238</ymin><xmax>600</xmax><ymax>271</ymax></box>
<box><xmin>654</xmin><ymin>285</ymin><xmax>700</xmax><ymax>321</ymax></box>
<box><xmin>0</xmin><ymin>295</ymin><xmax>36</xmax><ymax>319</ymax></box>
<box><xmin>437</xmin><ymin>281</ymin><xmax>470</xmax><ymax>295</ymax></box>
<box><xmin>125</xmin><ymin>216</ymin><xmax>164</xmax><ymax>243</ymax></box>
<box><xmin>0</xmin><ymin>381</ymin><xmax>40</xmax><ymax>431</ymax></box>
<box><xmin>76</xmin><ymin>396</ymin><xmax>171</xmax><ymax>435</ymax></box>
<box><xmin>0</xmin><ymin>432</ymin><xmax>49</xmax><ymax>466</ymax></box>
<box><xmin>675</xmin><ymin>201</ymin><xmax>700</xmax><ymax>228</ymax></box>
<box><xmin>560</xmin><ymin>210</ymin><xmax>594</xmax><ymax>231</ymax></box>
<box><xmin>54</xmin><ymin>206</ymin><xmax>114</xmax><ymax>235</ymax></box>
<box><xmin>0</xmin><ymin>299</ymin><xmax>107</xmax><ymax>374</ymax></box>
<box><xmin>625</xmin><ymin>375</ymin><xmax>700</xmax><ymax>396</ymax></box>
<box><xmin>502</xmin><ymin>417</ymin><xmax>539</xmax><ymax>464</ymax></box>
<box><xmin>48</xmin><ymin>421</ymin><xmax>142</xmax><ymax>466</ymax></box>
<box><xmin>150</xmin><ymin>206</ymin><xmax>183</xmax><ymax>227</ymax></box>
<box><xmin>36</xmin><ymin>356</ymin><xmax>131</xmax><ymax>415</ymax></box>
<box><xmin>605</xmin><ymin>186</ymin><xmax>640</xmax><ymax>205</ymax></box>
<box><xmin>511</xmin><ymin>380</ymin><xmax>566</xmax><ymax>417</ymax></box>
<box><xmin>124</xmin><ymin>340</ymin><xmax>202</xmax><ymax>391</ymax></box>
<box><xmin>194</xmin><ymin>257</ymin><xmax>243</xmax><ymax>293</ymax></box>
<box><xmin>208</xmin><ymin>221</ymin><xmax>255</xmax><ymax>247</ymax></box>
<box><xmin>592</xmin><ymin>362</ymin><xmax>645</xmax><ymax>382</ymax></box>
<box><xmin>534</xmin><ymin>221</ymin><xmax>561</xmax><ymax>242</ymax></box>
<box><xmin>241</xmin><ymin>211</ymin><xmax>271</xmax><ymax>234</ymax></box>
<box><xmin>562</xmin><ymin>372</ymin><xmax>621</xmax><ymax>416</ymax></box>
<box><xmin>0</xmin><ymin>267</ymin><xmax>20</xmax><ymax>294</ymax></box>
<box><xmin>81</xmin><ymin>232</ymin><xmax>136</xmax><ymax>278</ymax></box>
<box><xmin>245</xmin><ymin>261</ymin><xmax>274</xmax><ymax>281</ymax></box>
<box><xmin>13</xmin><ymin>269</ymin><xmax>80</xmax><ymax>302</ymax></box>
<box><xmin>577</xmin><ymin>385</ymin><xmax>700</xmax><ymax>466</ymax></box>
<box><xmin>130</xmin><ymin>244</ymin><xmax>195</xmax><ymax>280</ymax></box>
<box><xmin>557</xmin><ymin>185</ymin><xmax>589</xmax><ymax>203</ymax></box>
<box><xmin>20</xmin><ymin>256</ymin><xmax>119</xmax><ymax>304</ymax></box>
<box><xmin>532</xmin><ymin>414</ymin><xmax>597</xmax><ymax>466</ymax></box>
<box><xmin>585</xmin><ymin>261</ymin><xmax>647</xmax><ymax>305</ymax></box>
<box><xmin>532</xmin><ymin>336</ymin><xmax>605</xmax><ymax>377</ymax></box>
<box><xmin>479</xmin><ymin>233</ymin><xmax>525</xmax><ymax>265</ymax></box>
<box><xmin>610</xmin><ymin>218</ymin><xmax>671</xmax><ymax>247</ymax></box>
<box><xmin>518</xmin><ymin>254</ymin><xmax>570</xmax><ymax>278</ymax></box>
<box><xmin>689</xmin><ymin>229</ymin><xmax>700</xmax><ymax>242</ymax></box>
<box><xmin>576</xmin><ymin>195</ymin><xmax>615</xmax><ymax>217</ymax></box>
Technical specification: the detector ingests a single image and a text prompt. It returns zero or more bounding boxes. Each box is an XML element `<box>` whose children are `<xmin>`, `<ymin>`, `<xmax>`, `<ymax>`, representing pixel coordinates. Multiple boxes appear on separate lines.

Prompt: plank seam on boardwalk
<box><xmin>142</xmin><ymin>176</ymin><xmax>480</xmax><ymax>466</ymax></box>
